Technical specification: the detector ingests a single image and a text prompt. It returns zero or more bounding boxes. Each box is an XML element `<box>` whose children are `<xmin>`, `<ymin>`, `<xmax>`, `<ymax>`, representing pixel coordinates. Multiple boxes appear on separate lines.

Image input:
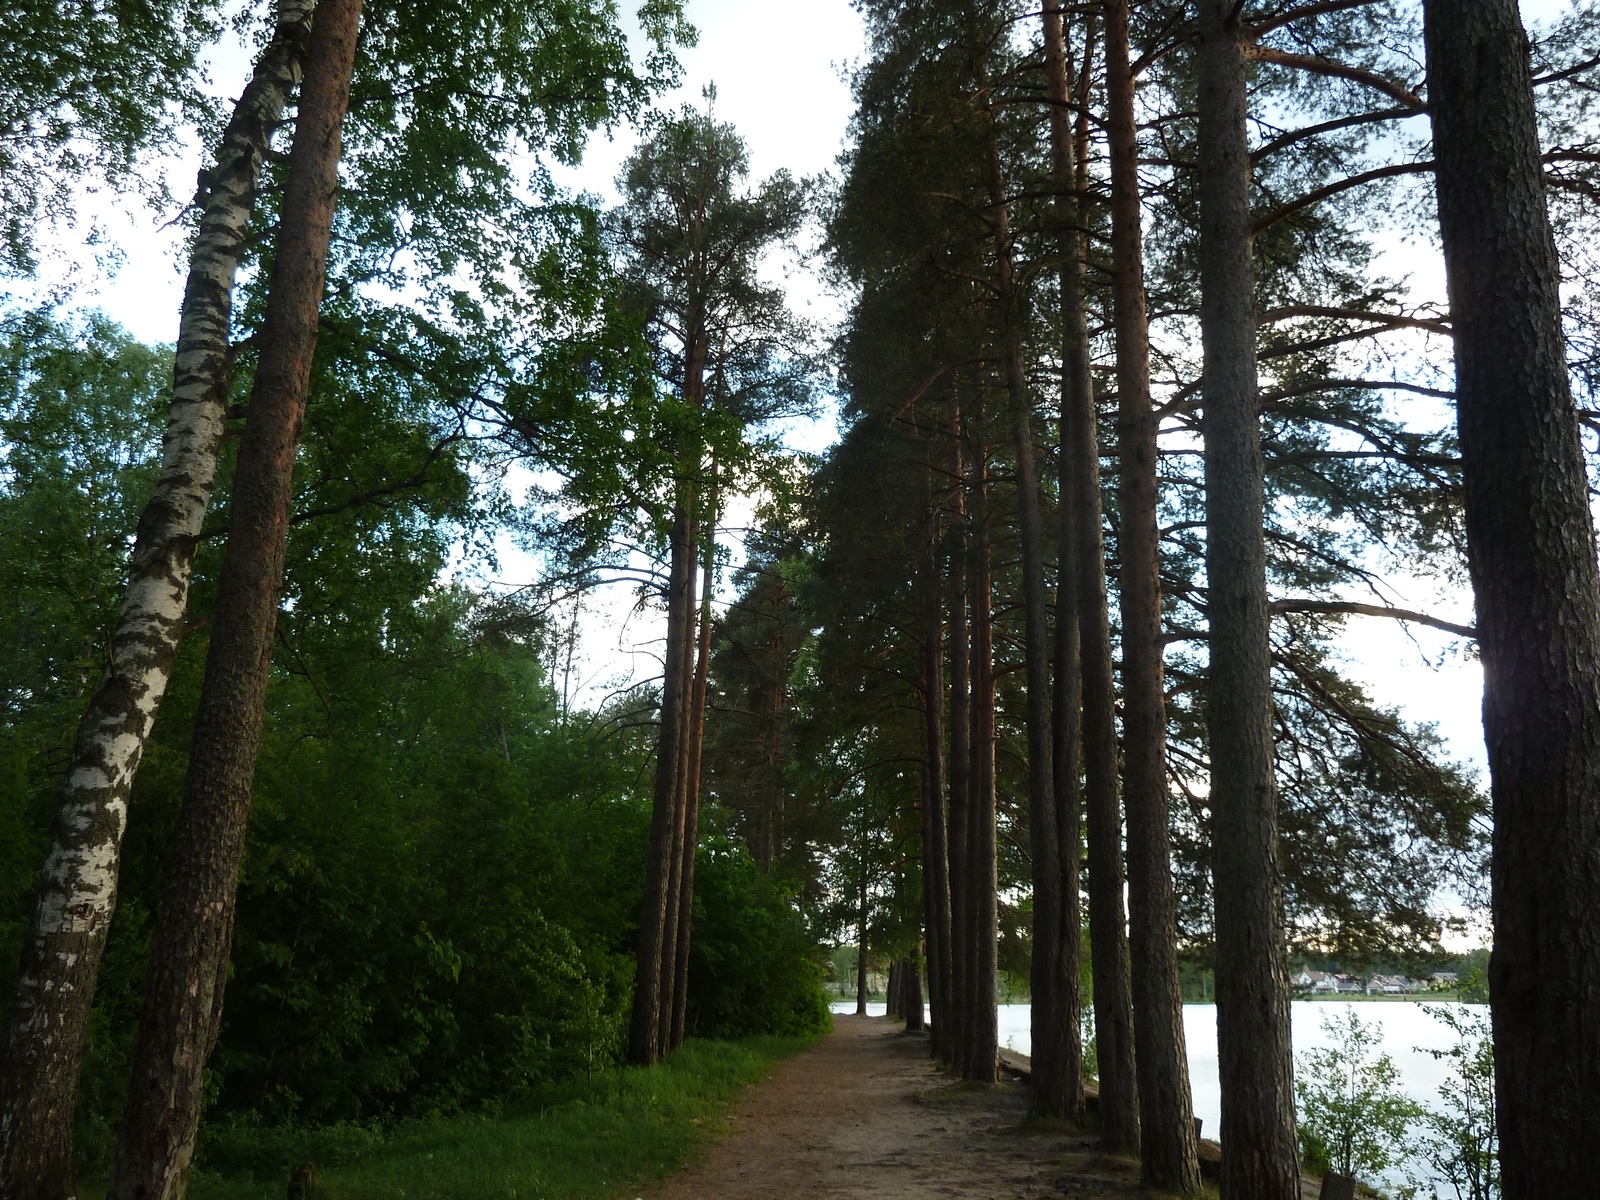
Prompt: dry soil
<box><xmin>640</xmin><ymin>1015</ymin><xmax>1147</xmax><ymax>1200</ymax></box>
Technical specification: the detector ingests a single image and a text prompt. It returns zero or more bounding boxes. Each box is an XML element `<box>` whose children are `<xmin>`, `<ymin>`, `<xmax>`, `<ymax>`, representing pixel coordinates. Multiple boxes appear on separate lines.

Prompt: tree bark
<box><xmin>1105</xmin><ymin>0</ymin><xmax>1201</xmax><ymax>1190</ymax></box>
<box><xmin>946</xmin><ymin>415</ymin><xmax>972</xmax><ymax>1069</ymax></box>
<box><xmin>1196</xmin><ymin>4</ymin><xmax>1299</xmax><ymax>1198</ymax></box>
<box><xmin>855</xmin><ymin>868</ymin><xmax>870</xmax><ymax>1017</ymax></box>
<box><xmin>1423</xmin><ymin>3</ymin><xmax>1600</xmax><ymax>1194</ymax></box>
<box><xmin>918</xmin><ymin>491</ymin><xmax>952</xmax><ymax>1060</ymax></box>
<box><xmin>629</xmin><ymin>501</ymin><xmax>693</xmax><ymax>1065</ymax></box>
<box><xmin>657</xmin><ymin>506</ymin><xmax>699</xmax><ymax>1054</ymax></box>
<box><xmin>0</xmin><ymin>8</ymin><xmax>318</xmax><ymax>1194</ymax></box>
<box><xmin>107</xmin><ymin>4</ymin><xmax>362</xmax><ymax>1195</ymax></box>
<box><xmin>980</xmin><ymin>111</ymin><xmax>1065</xmax><ymax>1117</ymax></box>
<box><xmin>1048</xmin><ymin>10</ymin><xmax>1142</xmax><ymax>1153</ymax></box>
<box><xmin>965</xmin><ymin>437</ymin><xmax>999</xmax><ymax>1083</ymax></box>
<box><xmin>669</xmin><ymin>496</ymin><xmax>716</xmax><ymax>1052</ymax></box>
<box><xmin>904</xmin><ymin>951</ymin><xmax>926</xmax><ymax>1032</ymax></box>
<box><xmin>1042</xmin><ymin>0</ymin><xmax>1090</xmax><ymax>1131</ymax></box>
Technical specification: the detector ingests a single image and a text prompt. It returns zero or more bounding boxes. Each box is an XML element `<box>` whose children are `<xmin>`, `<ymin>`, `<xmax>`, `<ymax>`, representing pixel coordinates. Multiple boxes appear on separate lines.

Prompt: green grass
<box><xmin>172</xmin><ymin>1034</ymin><xmax>820</xmax><ymax>1200</ymax></box>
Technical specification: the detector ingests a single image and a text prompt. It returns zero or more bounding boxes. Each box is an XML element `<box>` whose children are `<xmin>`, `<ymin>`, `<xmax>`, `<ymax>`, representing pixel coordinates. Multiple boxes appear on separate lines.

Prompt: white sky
<box><xmin>19</xmin><ymin>0</ymin><xmax>1590</xmax><ymax>787</ymax></box>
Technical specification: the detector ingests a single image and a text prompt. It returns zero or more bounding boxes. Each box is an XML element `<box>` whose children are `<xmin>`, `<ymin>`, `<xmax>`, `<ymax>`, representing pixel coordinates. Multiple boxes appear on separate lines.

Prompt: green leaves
<box><xmin>1296</xmin><ymin>1008</ymin><xmax>1423</xmax><ymax>1181</ymax></box>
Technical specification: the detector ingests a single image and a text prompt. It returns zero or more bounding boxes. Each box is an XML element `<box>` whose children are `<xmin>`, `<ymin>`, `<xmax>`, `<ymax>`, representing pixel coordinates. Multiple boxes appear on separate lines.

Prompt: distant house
<box><xmin>1429</xmin><ymin>970</ymin><xmax>1460</xmax><ymax>990</ymax></box>
<box><xmin>1365</xmin><ymin>974</ymin><xmax>1419</xmax><ymax>995</ymax></box>
<box><xmin>1294</xmin><ymin>969</ymin><xmax>1364</xmax><ymax>995</ymax></box>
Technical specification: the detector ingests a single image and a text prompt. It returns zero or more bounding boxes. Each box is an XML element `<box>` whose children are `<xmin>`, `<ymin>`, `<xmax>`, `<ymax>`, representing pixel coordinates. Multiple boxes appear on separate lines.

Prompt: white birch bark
<box><xmin>0</xmin><ymin>4</ymin><xmax>317</xmax><ymax>1194</ymax></box>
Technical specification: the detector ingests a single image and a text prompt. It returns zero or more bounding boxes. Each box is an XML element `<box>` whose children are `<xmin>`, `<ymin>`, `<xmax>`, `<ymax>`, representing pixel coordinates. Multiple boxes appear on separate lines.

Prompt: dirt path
<box><xmin>642</xmin><ymin>1016</ymin><xmax>1144</xmax><ymax>1200</ymax></box>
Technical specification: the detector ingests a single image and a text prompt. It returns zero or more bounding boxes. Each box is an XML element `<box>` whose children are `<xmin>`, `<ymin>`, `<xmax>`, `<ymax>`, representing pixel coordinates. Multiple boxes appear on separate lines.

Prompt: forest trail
<box><xmin>641</xmin><ymin>1015</ymin><xmax>1144</xmax><ymax>1200</ymax></box>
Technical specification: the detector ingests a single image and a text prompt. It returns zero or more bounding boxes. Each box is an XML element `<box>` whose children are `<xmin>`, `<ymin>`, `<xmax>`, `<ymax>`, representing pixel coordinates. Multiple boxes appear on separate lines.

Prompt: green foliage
<box><xmin>0</xmin><ymin>0</ymin><xmax>215</xmax><ymax>272</ymax></box>
<box><xmin>1399</xmin><ymin>1005</ymin><xmax>1498</xmax><ymax>1200</ymax></box>
<box><xmin>185</xmin><ymin>1035</ymin><xmax>815</xmax><ymax>1200</ymax></box>
<box><xmin>684</xmin><ymin>841</ymin><xmax>830</xmax><ymax>1040</ymax></box>
<box><xmin>1295</xmin><ymin>1008</ymin><xmax>1422</xmax><ymax>1182</ymax></box>
<box><xmin>0</xmin><ymin>310</ymin><xmax>170</xmax><ymax>982</ymax></box>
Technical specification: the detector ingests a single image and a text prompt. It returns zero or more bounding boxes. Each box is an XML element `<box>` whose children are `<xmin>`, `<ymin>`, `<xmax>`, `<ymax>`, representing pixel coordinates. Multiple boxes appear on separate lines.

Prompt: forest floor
<box><xmin>639</xmin><ymin>1015</ymin><xmax>1154</xmax><ymax>1200</ymax></box>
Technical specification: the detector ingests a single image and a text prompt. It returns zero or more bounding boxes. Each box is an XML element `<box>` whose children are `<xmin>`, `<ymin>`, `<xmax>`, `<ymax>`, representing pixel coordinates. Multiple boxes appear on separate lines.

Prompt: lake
<box><xmin>829</xmin><ymin>997</ymin><xmax>1484</xmax><ymax>1193</ymax></box>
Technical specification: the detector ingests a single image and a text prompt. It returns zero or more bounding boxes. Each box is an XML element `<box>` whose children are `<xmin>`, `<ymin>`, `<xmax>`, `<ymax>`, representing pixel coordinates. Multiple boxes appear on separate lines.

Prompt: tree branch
<box><xmin>1242</xmin><ymin>44</ymin><xmax>1425</xmax><ymax>109</ymax></box>
<box><xmin>1253</xmin><ymin>160</ymin><xmax>1434</xmax><ymax>233</ymax></box>
<box><xmin>1271</xmin><ymin>598</ymin><xmax>1476</xmax><ymax>639</ymax></box>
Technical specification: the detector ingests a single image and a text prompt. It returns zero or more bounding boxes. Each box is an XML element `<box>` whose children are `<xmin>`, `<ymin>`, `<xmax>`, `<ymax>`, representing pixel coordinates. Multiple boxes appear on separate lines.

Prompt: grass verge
<box><xmin>171</xmin><ymin>1034</ymin><xmax>819</xmax><ymax>1200</ymax></box>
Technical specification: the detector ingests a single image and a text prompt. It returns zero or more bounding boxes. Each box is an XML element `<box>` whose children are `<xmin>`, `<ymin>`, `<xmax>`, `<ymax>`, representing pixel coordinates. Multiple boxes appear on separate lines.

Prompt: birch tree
<box><xmin>0</xmin><ymin>7</ymin><xmax>319</xmax><ymax>1194</ymax></box>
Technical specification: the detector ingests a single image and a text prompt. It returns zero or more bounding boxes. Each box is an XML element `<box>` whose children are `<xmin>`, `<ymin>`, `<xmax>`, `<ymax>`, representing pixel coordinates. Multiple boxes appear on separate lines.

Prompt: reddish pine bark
<box><xmin>108</xmin><ymin>4</ymin><xmax>363</xmax><ymax>1195</ymax></box>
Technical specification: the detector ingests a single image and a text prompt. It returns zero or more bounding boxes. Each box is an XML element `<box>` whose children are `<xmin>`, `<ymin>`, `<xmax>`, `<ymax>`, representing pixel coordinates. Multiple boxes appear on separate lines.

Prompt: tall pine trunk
<box><xmin>657</xmin><ymin>508</ymin><xmax>699</xmax><ymax>1053</ymax></box>
<box><xmin>629</xmin><ymin>501</ymin><xmax>693</xmax><ymax>1064</ymax></box>
<box><xmin>107</xmin><ymin>4</ymin><xmax>363</xmax><ymax>1194</ymax></box>
<box><xmin>855</xmin><ymin>866</ymin><xmax>870</xmax><ymax>1016</ymax></box>
<box><xmin>1106</xmin><ymin>0</ymin><xmax>1200</xmax><ymax>1190</ymax></box>
<box><xmin>965</xmin><ymin>437</ymin><xmax>999</xmax><ymax>1083</ymax></box>
<box><xmin>980</xmin><ymin>112</ymin><xmax>1064</xmax><ymax>1117</ymax></box>
<box><xmin>1423</xmin><ymin>3</ymin><xmax>1600</xmax><ymax>1193</ymax></box>
<box><xmin>1195</xmin><ymin>4</ymin><xmax>1298</xmax><ymax>1197</ymax></box>
<box><xmin>0</xmin><ymin>7</ymin><xmax>318</xmax><ymax>1193</ymax></box>
<box><xmin>669</xmin><ymin>499</ymin><xmax>716</xmax><ymax>1051</ymax></box>
<box><xmin>918</xmin><ymin>470</ymin><xmax>952</xmax><ymax>1060</ymax></box>
<box><xmin>946</xmin><ymin>417</ymin><xmax>972</xmax><ymax>1068</ymax></box>
<box><xmin>1048</xmin><ymin>9</ymin><xmax>1142</xmax><ymax>1153</ymax></box>
<box><xmin>1040</xmin><ymin>0</ymin><xmax>1089</xmax><ymax>1129</ymax></box>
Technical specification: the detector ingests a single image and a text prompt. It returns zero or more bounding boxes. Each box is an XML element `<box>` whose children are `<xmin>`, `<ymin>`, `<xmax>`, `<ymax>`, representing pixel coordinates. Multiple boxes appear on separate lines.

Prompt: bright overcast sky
<box><xmin>16</xmin><ymin>0</ymin><xmax>1572</xmax><ymax>778</ymax></box>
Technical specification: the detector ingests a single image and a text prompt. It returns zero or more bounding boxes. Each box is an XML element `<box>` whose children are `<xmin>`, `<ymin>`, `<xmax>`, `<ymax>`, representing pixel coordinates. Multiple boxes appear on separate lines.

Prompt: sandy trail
<box><xmin>641</xmin><ymin>1015</ymin><xmax>1144</xmax><ymax>1200</ymax></box>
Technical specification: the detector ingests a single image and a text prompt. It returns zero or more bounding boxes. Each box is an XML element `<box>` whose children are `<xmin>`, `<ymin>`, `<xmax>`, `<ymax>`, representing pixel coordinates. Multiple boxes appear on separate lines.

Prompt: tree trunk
<box><xmin>669</xmin><ymin>498</ymin><xmax>716</xmax><ymax>1052</ymax></box>
<box><xmin>629</xmin><ymin>501</ymin><xmax>694</xmax><ymax>1065</ymax></box>
<box><xmin>1040</xmin><ymin>0</ymin><xmax>1094</xmax><ymax>1133</ymax></box>
<box><xmin>1105</xmin><ymin>0</ymin><xmax>1200</xmax><ymax>1190</ymax></box>
<box><xmin>947</xmin><ymin>415</ymin><xmax>972</xmax><ymax>1069</ymax></box>
<box><xmin>0</xmin><ymin>8</ymin><xmax>318</xmax><ymax>1193</ymax></box>
<box><xmin>980</xmin><ymin>113</ymin><xmax>1064</xmax><ymax>1117</ymax></box>
<box><xmin>918</xmin><ymin>494</ymin><xmax>952</xmax><ymax>1059</ymax></box>
<box><xmin>1196</xmin><ymin>5</ymin><xmax>1299</xmax><ymax>1198</ymax></box>
<box><xmin>965</xmin><ymin>438</ymin><xmax>999</xmax><ymax>1084</ymax></box>
<box><xmin>1050</xmin><ymin>12</ymin><xmax>1142</xmax><ymax>1153</ymax></box>
<box><xmin>657</xmin><ymin>506</ymin><xmax>699</xmax><ymax>1055</ymax></box>
<box><xmin>904</xmin><ymin>951</ymin><xmax>926</xmax><ymax>1032</ymax></box>
<box><xmin>1423</xmin><ymin>3</ymin><xmax>1600</xmax><ymax>1193</ymax></box>
<box><xmin>106</xmin><ymin>5</ymin><xmax>362</xmax><ymax>1195</ymax></box>
<box><xmin>856</xmin><ymin>869</ymin><xmax>870</xmax><ymax>1017</ymax></box>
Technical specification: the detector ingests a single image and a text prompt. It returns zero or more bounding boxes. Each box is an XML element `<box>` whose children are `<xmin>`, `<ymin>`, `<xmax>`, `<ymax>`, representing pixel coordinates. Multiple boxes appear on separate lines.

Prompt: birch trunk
<box><xmin>1423</xmin><ymin>3</ymin><xmax>1600</xmax><ymax>1193</ymax></box>
<box><xmin>1196</xmin><ymin>4</ymin><xmax>1299</xmax><ymax>1196</ymax></box>
<box><xmin>1106</xmin><ymin>0</ymin><xmax>1200</xmax><ymax>1190</ymax></box>
<box><xmin>108</xmin><ymin>4</ymin><xmax>362</xmax><ymax>1195</ymax></box>
<box><xmin>0</xmin><ymin>7</ymin><xmax>317</xmax><ymax>1198</ymax></box>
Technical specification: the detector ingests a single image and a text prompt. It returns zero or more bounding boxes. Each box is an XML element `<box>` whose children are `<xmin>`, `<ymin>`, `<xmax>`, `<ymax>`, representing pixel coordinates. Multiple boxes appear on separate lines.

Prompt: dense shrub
<box><xmin>685</xmin><ymin>840</ymin><xmax>831</xmax><ymax>1039</ymax></box>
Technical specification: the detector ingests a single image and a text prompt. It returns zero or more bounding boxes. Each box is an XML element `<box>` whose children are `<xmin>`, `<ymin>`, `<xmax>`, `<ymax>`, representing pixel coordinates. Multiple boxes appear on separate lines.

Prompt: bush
<box><xmin>1400</xmin><ymin>1004</ymin><xmax>1498</xmax><ymax>1200</ymax></box>
<box><xmin>685</xmin><ymin>840</ymin><xmax>831</xmax><ymax>1039</ymax></box>
<box><xmin>1296</xmin><ymin>1008</ymin><xmax>1421</xmax><ymax>1182</ymax></box>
